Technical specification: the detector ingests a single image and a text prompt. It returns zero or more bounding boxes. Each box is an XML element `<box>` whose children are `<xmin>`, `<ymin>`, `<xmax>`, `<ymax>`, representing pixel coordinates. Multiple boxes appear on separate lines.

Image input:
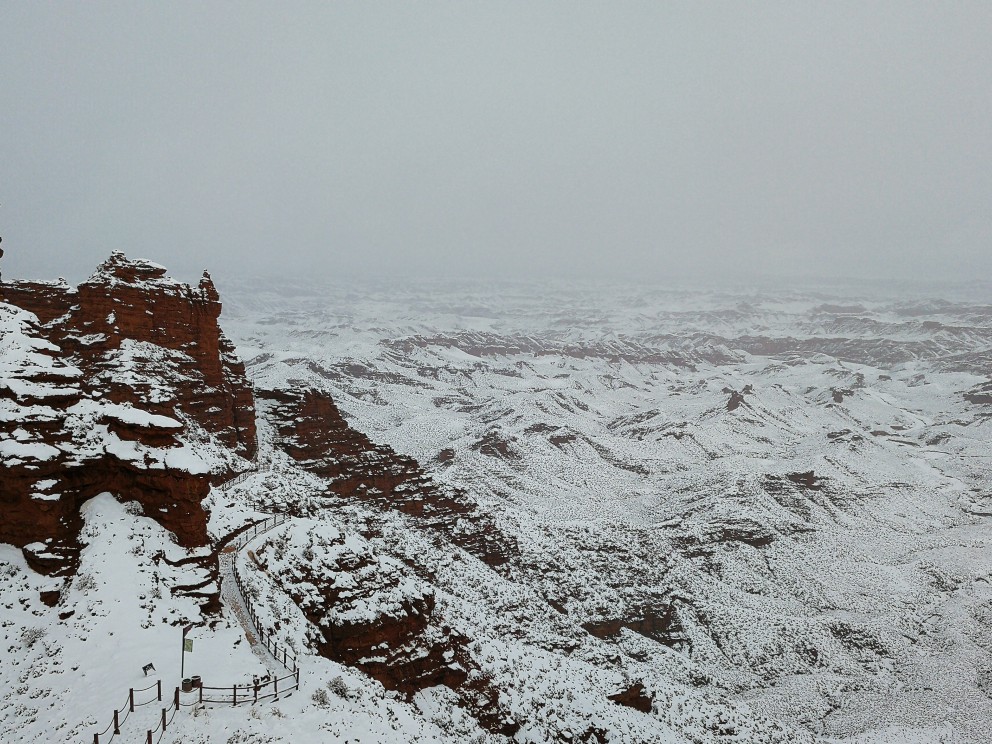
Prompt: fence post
<box><xmin>274</xmin><ymin>676</ymin><xmax>278</xmax><ymax>699</ymax></box>
<box><xmin>174</xmin><ymin>687</ymin><xmax>180</xmax><ymax>709</ymax></box>
<box><xmin>199</xmin><ymin>684</ymin><xmax>203</xmax><ymax>704</ymax></box>
<box><xmin>157</xmin><ymin>679</ymin><xmax>162</xmax><ymax>701</ymax></box>
<box><xmin>161</xmin><ymin>707</ymin><xmax>167</xmax><ymax>732</ymax></box>
<box><xmin>233</xmin><ymin>685</ymin><xmax>237</xmax><ymax>706</ymax></box>
<box><xmin>282</xmin><ymin>648</ymin><xmax>287</xmax><ymax>666</ymax></box>
<box><xmin>146</xmin><ymin>731</ymin><xmax>152</xmax><ymax>744</ymax></box>
<box><xmin>113</xmin><ymin>709</ymin><xmax>120</xmax><ymax>735</ymax></box>
<box><xmin>129</xmin><ymin>688</ymin><xmax>135</xmax><ymax>712</ymax></box>
<box><xmin>295</xmin><ymin>668</ymin><xmax>299</xmax><ymax>688</ymax></box>
<box><xmin>94</xmin><ymin>734</ymin><xmax>99</xmax><ymax>744</ymax></box>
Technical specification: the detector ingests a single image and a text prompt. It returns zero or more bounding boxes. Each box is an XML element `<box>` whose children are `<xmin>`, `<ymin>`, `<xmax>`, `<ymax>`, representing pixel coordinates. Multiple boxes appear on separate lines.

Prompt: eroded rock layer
<box><xmin>253</xmin><ymin>520</ymin><xmax>516</xmax><ymax>734</ymax></box>
<box><xmin>257</xmin><ymin>386</ymin><xmax>518</xmax><ymax>567</ymax></box>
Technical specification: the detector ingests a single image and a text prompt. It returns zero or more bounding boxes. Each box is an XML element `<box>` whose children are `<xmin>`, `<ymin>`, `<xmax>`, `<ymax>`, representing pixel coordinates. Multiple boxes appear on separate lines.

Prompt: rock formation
<box><xmin>257</xmin><ymin>521</ymin><xmax>468</xmax><ymax>690</ymax></box>
<box><xmin>724</xmin><ymin>384</ymin><xmax>753</xmax><ymax>411</ymax></box>
<box><xmin>0</xmin><ymin>252</ymin><xmax>256</xmax><ymax>587</ymax></box>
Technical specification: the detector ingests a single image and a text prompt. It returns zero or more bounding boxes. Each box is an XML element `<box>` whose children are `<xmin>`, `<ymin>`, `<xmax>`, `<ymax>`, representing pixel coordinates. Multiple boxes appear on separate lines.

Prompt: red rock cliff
<box><xmin>0</xmin><ymin>252</ymin><xmax>256</xmax><ymax>590</ymax></box>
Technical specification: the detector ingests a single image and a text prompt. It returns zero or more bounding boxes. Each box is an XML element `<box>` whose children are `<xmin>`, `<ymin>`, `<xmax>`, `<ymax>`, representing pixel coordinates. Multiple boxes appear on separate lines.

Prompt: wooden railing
<box><xmin>230</xmin><ymin>513</ymin><xmax>289</xmax><ymax>552</ymax></box>
<box><xmin>230</xmin><ymin>515</ymin><xmax>299</xmax><ymax>676</ymax></box>
<box><xmin>216</xmin><ymin>456</ymin><xmax>273</xmax><ymax>492</ymax></box>
<box><xmin>141</xmin><ymin>686</ymin><xmax>180</xmax><ymax>744</ymax></box>
<box><xmin>90</xmin><ymin>680</ymin><xmax>179</xmax><ymax>744</ymax></box>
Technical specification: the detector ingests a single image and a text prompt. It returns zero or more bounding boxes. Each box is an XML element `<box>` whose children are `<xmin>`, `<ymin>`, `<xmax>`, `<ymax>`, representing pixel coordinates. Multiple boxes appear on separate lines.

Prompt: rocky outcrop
<box><xmin>3</xmin><ymin>253</ymin><xmax>256</xmax><ymax>453</ymax></box>
<box><xmin>582</xmin><ymin>602</ymin><xmax>691</xmax><ymax>652</ymax></box>
<box><xmin>257</xmin><ymin>521</ymin><xmax>467</xmax><ymax>690</ymax></box>
<box><xmin>724</xmin><ymin>384</ymin><xmax>753</xmax><ymax>411</ymax></box>
<box><xmin>0</xmin><ymin>252</ymin><xmax>256</xmax><ymax>588</ymax></box>
<box><xmin>257</xmin><ymin>386</ymin><xmax>518</xmax><ymax>567</ymax></box>
<box><xmin>786</xmin><ymin>470</ymin><xmax>824</xmax><ymax>490</ymax></box>
<box><xmin>712</xmin><ymin>517</ymin><xmax>776</xmax><ymax>547</ymax></box>
<box><xmin>255</xmin><ymin>520</ymin><xmax>516</xmax><ymax>734</ymax></box>
<box><xmin>608</xmin><ymin>682</ymin><xmax>653</xmax><ymax>713</ymax></box>
<box><xmin>965</xmin><ymin>380</ymin><xmax>992</xmax><ymax>410</ymax></box>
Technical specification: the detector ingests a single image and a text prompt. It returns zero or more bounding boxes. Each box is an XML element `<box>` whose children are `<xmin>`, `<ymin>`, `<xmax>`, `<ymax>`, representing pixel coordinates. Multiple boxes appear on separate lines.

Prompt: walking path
<box><xmin>219</xmin><ymin>541</ymin><xmax>281</xmax><ymax>675</ymax></box>
<box><xmin>89</xmin><ymin>489</ymin><xmax>298</xmax><ymax>741</ymax></box>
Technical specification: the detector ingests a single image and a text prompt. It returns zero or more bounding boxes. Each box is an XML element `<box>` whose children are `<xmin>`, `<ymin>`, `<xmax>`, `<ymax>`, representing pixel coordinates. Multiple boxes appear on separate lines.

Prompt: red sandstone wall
<box><xmin>0</xmin><ymin>252</ymin><xmax>256</xmax><ymax>584</ymax></box>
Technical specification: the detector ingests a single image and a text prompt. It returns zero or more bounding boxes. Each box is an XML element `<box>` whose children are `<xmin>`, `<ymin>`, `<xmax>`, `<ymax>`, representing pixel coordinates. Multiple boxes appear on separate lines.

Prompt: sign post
<box><xmin>181</xmin><ymin>624</ymin><xmax>194</xmax><ymax>680</ymax></box>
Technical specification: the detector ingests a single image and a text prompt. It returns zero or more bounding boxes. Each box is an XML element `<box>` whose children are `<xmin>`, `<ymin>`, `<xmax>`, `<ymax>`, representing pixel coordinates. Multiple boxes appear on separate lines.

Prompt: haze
<box><xmin>2</xmin><ymin>2</ymin><xmax>991</xmax><ymax>286</ymax></box>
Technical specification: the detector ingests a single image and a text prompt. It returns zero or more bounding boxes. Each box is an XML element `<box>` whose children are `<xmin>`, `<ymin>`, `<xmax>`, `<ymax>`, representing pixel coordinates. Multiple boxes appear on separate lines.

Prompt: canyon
<box><xmin>2</xmin><ymin>256</ymin><xmax>992</xmax><ymax>743</ymax></box>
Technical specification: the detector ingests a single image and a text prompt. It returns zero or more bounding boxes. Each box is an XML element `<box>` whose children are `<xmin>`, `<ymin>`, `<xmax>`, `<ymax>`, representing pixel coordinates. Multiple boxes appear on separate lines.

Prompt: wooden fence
<box><xmin>90</xmin><ymin>680</ymin><xmax>180</xmax><ymax>744</ymax></box>
<box><xmin>179</xmin><ymin>669</ymin><xmax>300</xmax><ymax>707</ymax></box>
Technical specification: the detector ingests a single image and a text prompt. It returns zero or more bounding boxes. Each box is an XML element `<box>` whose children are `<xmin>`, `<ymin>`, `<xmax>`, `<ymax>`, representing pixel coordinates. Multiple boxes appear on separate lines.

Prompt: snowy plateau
<box><xmin>3</xmin><ymin>266</ymin><xmax>992</xmax><ymax>744</ymax></box>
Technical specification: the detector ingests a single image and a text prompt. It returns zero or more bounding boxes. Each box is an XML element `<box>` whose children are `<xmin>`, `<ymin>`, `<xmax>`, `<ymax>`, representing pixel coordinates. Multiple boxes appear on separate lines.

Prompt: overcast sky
<box><xmin>2</xmin><ymin>2</ymin><xmax>991</xmax><ymax>285</ymax></box>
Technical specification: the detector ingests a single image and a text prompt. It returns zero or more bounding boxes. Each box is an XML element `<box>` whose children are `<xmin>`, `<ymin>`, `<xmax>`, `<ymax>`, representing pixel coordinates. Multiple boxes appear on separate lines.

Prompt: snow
<box><xmin>0</xmin><ymin>493</ymin><xmax>511</xmax><ymax>744</ymax></box>
<box><xmin>137</xmin><ymin>259</ymin><xmax>168</xmax><ymax>272</ymax></box>
<box><xmin>0</xmin><ymin>305</ymin><xmax>81</xmax><ymax>378</ymax></box>
<box><xmin>102</xmin><ymin>432</ymin><xmax>151</xmax><ymax>465</ymax></box>
<box><xmin>69</xmin><ymin>398</ymin><xmax>183</xmax><ymax>429</ymax></box>
<box><xmin>76</xmin><ymin>333</ymin><xmax>108</xmax><ymax>345</ymax></box>
<box><xmin>0</xmin><ymin>438</ymin><xmax>61</xmax><ymax>461</ymax></box>
<box><xmin>0</xmin><ymin>378</ymin><xmax>78</xmax><ymax>399</ymax></box>
<box><xmin>163</xmin><ymin>446</ymin><xmax>210</xmax><ymax>474</ymax></box>
<box><xmin>0</xmin><ymin>399</ymin><xmax>61</xmax><ymax>423</ymax></box>
<box><xmin>95</xmin><ymin>428</ymin><xmax>209</xmax><ymax>474</ymax></box>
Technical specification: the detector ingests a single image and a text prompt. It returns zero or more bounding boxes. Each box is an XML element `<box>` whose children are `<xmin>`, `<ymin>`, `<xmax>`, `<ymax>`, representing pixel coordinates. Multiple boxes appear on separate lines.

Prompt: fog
<box><xmin>2</xmin><ymin>2</ymin><xmax>991</xmax><ymax>286</ymax></box>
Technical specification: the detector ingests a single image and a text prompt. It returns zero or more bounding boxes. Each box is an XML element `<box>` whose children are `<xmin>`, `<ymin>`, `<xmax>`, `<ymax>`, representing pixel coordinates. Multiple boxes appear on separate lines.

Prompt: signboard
<box><xmin>183</xmin><ymin>639</ymin><xmax>193</xmax><ymax>653</ymax></box>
